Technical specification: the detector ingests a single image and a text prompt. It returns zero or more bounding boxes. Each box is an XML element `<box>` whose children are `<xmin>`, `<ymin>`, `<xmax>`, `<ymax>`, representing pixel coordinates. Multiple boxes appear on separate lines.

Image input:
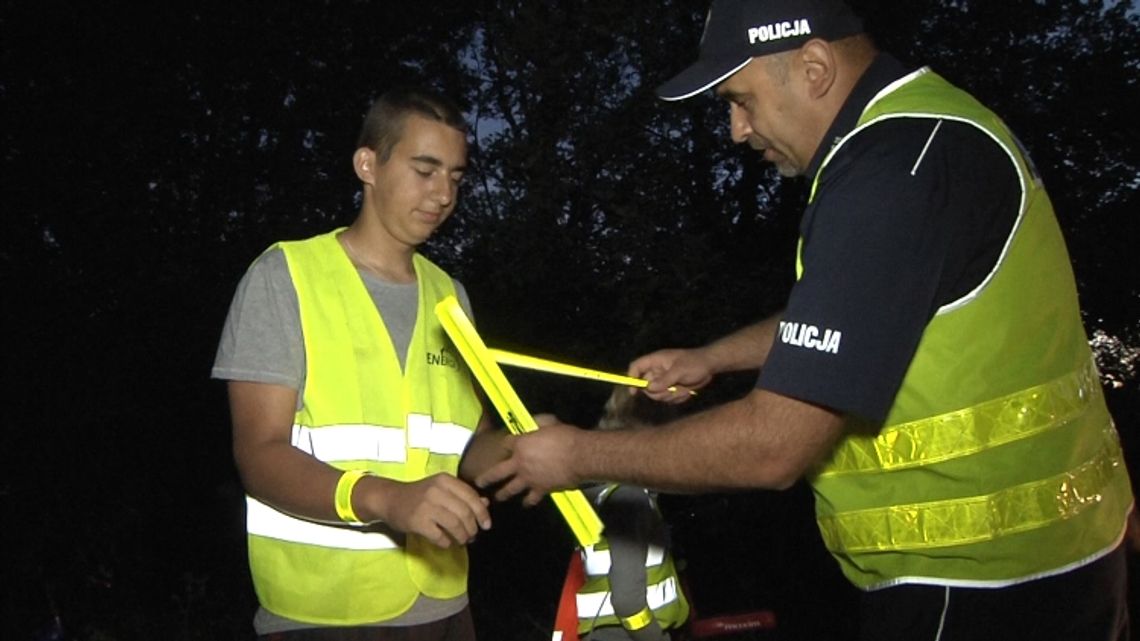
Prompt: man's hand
<box><xmin>628</xmin><ymin>348</ymin><xmax>713</xmax><ymax>403</ymax></box>
<box><xmin>362</xmin><ymin>473</ymin><xmax>492</xmax><ymax>548</ymax></box>
<box><xmin>458</xmin><ymin>429</ymin><xmax>511</xmax><ymax>484</ymax></box>
<box><xmin>475</xmin><ymin>414</ymin><xmax>582</xmax><ymax>506</ymax></box>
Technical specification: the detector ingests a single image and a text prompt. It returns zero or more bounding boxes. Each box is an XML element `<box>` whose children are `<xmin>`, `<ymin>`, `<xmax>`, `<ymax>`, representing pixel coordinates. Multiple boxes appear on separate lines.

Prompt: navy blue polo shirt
<box><xmin>756</xmin><ymin>54</ymin><xmax>1022</xmax><ymax>423</ymax></box>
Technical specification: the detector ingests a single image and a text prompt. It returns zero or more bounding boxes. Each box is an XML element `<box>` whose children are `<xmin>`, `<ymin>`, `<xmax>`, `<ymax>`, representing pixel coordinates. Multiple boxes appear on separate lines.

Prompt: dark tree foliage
<box><xmin>3</xmin><ymin>1</ymin><xmax>1137</xmax><ymax>639</ymax></box>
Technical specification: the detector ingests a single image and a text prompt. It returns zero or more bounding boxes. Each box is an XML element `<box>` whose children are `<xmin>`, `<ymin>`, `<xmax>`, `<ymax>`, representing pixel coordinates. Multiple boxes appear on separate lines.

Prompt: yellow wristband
<box><xmin>334</xmin><ymin>469</ymin><xmax>371</xmax><ymax>524</ymax></box>
<box><xmin>621</xmin><ymin>607</ymin><xmax>654</xmax><ymax>631</ymax></box>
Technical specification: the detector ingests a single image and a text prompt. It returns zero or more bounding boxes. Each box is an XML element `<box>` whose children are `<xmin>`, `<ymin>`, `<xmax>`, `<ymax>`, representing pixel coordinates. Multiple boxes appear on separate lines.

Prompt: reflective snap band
<box><xmin>818</xmin><ymin>432</ymin><xmax>1125</xmax><ymax>552</ymax></box>
<box><xmin>621</xmin><ymin>607</ymin><xmax>654</xmax><ymax>631</ymax></box>
<box><xmin>334</xmin><ymin>469</ymin><xmax>371</xmax><ymax>524</ymax></box>
<box><xmin>819</xmin><ymin>363</ymin><xmax>1098</xmax><ymax>477</ymax></box>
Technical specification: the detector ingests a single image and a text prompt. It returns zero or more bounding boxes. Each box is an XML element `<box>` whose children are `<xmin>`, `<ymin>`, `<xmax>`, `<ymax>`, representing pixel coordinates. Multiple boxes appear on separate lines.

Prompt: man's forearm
<box><xmin>576</xmin><ymin>387</ymin><xmax>842</xmax><ymax>493</ymax></box>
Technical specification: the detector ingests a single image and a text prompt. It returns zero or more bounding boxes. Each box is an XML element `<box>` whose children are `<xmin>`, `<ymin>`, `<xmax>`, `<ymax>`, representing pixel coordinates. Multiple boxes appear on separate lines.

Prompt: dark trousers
<box><xmin>859</xmin><ymin>544</ymin><xmax>1130</xmax><ymax>641</ymax></box>
<box><xmin>259</xmin><ymin>606</ymin><xmax>477</xmax><ymax>641</ymax></box>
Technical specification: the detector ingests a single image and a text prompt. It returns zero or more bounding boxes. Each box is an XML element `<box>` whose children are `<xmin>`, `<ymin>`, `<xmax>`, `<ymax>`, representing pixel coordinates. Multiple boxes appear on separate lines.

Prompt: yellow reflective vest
<box><xmin>577</xmin><ymin>485</ymin><xmax>690</xmax><ymax>635</ymax></box>
<box><xmin>805</xmin><ymin>69</ymin><xmax>1134</xmax><ymax>590</ymax></box>
<box><xmin>244</xmin><ymin>229</ymin><xmax>482</xmax><ymax>623</ymax></box>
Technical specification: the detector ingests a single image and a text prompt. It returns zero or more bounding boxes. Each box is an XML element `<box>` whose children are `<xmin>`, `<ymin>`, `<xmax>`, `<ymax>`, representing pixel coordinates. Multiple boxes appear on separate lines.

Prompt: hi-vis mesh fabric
<box><xmin>802</xmin><ymin>69</ymin><xmax>1133</xmax><ymax>589</ymax></box>
<box><xmin>245</xmin><ymin>229</ymin><xmax>482</xmax><ymax>624</ymax></box>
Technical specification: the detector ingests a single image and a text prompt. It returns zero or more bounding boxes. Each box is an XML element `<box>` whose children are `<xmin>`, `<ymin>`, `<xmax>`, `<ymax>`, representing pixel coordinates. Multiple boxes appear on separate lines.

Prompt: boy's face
<box><xmin>367</xmin><ymin>114</ymin><xmax>468</xmax><ymax>248</ymax></box>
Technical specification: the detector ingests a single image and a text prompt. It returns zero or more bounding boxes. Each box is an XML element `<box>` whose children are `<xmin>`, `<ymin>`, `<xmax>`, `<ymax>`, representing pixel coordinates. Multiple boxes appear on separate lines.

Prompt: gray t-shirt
<box><xmin>212</xmin><ymin>247</ymin><xmax>475</xmax><ymax>633</ymax></box>
<box><xmin>213</xmin><ymin>247</ymin><xmax>473</xmax><ymax>398</ymax></box>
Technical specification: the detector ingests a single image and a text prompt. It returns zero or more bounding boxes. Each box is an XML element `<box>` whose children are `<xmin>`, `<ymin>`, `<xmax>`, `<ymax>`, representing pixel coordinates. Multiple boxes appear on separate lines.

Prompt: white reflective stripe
<box><xmin>582</xmin><ymin>547</ymin><xmax>610</xmax><ymax>575</ymax></box>
<box><xmin>245</xmin><ymin>496</ymin><xmax>401</xmax><ymax>551</ymax></box>
<box><xmin>647</xmin><ymin>546</ymin><xmax>665</xmax><ymax>567</ymax></box>
<box><xmin>576</xmin><ymin>576</ymin><xmax>679</xmax><ymax>618</ymax></box>
<box><xmin>935</xmin><ymin>586</ymin><xmax>950</xmax><ymax>641</ymax></box>
<box><xmin>291</xmin><ymin>418</ymin><xmax>473</xmax><ymax>463</ymax></box>
<box><xmin>582</xmin><ymin>544</ymin><xmax>666</xmax><ymax>575</ymax></box>
<box><xmin>910</xmin><ymin>119</ymin><xmax>944</xmax><ymax>176</ymax></box>
<box><xmin>406</xmin><ymin>413</ymin><xmax>473</xmax><ymax>456</ymax></box>
<box><xmin>407</xmin><ymin>413</ymin><xmax>433</xmax><ymax>449</ymax></box>
<box><xmin>645</xmin><ymin>576</ymin><xmax>679</xmax><ymax>610</ymax></box>
<box><xmin>292</xmin><ymin>424</ymin><xmax>406</xmax><ymax>463</ymax></box>
<box><xmin>577</xmin><ymin>590</ymin><xmax>615</xmax><ymax>620</ymax></box>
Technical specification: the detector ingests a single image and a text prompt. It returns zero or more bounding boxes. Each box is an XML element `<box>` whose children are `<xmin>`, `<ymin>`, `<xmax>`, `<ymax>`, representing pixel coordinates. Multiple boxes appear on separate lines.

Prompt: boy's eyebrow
<box><xmin>411</xmin><ymin>154</ymin><xmax>466</xmax><ymax>173</ymax></box>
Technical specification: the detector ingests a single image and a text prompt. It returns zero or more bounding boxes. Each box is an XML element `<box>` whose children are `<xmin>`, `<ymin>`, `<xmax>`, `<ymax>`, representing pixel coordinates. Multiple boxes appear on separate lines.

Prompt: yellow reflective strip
<box><xmin>435</xmin><ymin>296</ymin><xmax>603</xmax><ymax>547</ymax></box>
<box><xmin>818</xmin><ymin>434</ymin><xmax>1124</xmax><ymax>552</ymax></box>
<box><xmin>819</xmin><ymin>364</ymin><xmax>1097</xmax><ymax>477</ymax></box>
<box><xmin>621</xmin><ymin>607</ymin><xmax>654</xmax><ymax>631</ymax></box>
<box><xmin>490</xmin><ymin>349</ymin><xmax>694</xmax><ymax>394</ymax></box>
<box><xmin>491</xmin><ymin>348</ymin><xmax>652</xmax><ymax>388</ymax></box>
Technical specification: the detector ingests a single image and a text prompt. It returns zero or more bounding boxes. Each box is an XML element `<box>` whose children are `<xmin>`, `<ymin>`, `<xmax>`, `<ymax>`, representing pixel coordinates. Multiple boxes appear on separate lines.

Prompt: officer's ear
<box><xmin>353</xmin><ymin>147</ymin><xmax>376</xmax><ymax>186</ymax></box>
<box><xmin>799</xmin><ymin>39</ymin><xmax>837</xmax><ymax>100</ymax></box>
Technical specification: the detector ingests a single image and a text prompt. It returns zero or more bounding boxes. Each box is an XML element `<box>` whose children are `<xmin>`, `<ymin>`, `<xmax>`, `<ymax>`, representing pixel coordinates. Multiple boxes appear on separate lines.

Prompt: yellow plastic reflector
<box><xmin>434</xmin><ymin>296</ymin><xmax>603</xmax><ymax>547</ymax></box>
<box><xmin>490</xmin><ymin>348</ymin><xmax>694</xmax><ymax>395</ymax></box>
<box><xmin>489</xmin><ymin>348</ymin><xmax>649</xmax><ymax>388</ymax></box>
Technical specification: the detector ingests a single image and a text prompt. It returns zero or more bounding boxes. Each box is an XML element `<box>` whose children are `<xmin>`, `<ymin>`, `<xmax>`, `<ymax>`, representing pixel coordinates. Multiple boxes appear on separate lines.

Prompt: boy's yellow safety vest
<box><xmin>805</xmin><ymin>69</ymin><xmax>1133</xmax><ymax>590</ymax></box>
<box><xmin>244</xmin><ymin>229</ymin><xmax>482</xmax><ymax>623</ymax></box>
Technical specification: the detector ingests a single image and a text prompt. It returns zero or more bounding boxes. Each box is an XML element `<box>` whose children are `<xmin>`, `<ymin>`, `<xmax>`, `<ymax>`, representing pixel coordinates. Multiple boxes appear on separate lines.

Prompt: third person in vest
<box><xmin>574</xmin><ymin>389</ymin><xmax>689</xmax><ymax>641</ymax></box>
<box><xmin>475</xmin><ymin>2</ymin><xmax>1135</xmax><ymax>640</ymax></box>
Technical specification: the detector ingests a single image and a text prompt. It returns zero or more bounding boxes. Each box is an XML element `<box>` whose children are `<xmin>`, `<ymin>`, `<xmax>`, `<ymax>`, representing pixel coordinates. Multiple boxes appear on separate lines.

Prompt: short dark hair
<box><xmin>356</xmin><ymin>87</ymin><xmax>468</xmax><ymax>162</ymax></box>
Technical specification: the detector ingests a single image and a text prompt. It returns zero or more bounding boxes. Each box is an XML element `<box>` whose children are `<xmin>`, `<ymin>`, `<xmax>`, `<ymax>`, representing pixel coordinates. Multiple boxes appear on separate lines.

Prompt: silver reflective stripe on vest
<box><xmin>576</xmin><ymin>576</ymin><xmax>679</xmax><ymax>618</ymax></box>
<box><xmin>246</xmin><ymin>496</ymin><xmax>401</xmax><ymax>550</ymax></box>
<box><xmin>291</xmin><ymin>413</ymin><xmax>473</xmax><ymax>463</ymax></box>
<box><xmin>292</xmin><ymin>424</ymin><xmax>406</xmax><ymax>462</ymax></box>
<box><xmin>582</xmin><ymin>545</ymin><xmax>666</xmax><ymax>575</ymax></box>
<box><xmin>406</xmin><ymin>413</ymin><xmax>473</xmax><ymax>456</ymax></box>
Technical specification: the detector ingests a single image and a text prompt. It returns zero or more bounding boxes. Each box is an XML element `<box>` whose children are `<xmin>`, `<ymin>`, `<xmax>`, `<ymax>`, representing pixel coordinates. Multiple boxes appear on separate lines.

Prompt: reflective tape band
<box><xmin>621</xmin><ymin>607</ymin><xmax>654</xmax><ymax>631</ymax></box>
<box><xmin>291</xmin><ymin>413</ymin><xmax>473</xmax><ymax>463</ymax></box>
<box><xmin>576</xmin><ymin>576</ymin><xmax>679</xmax><ymax>619</ymax></box>
<box><xmin>582</xmin><ymin>544</ymin><xmax>666</xmax><ymax>576</ymax></box>
<box><xmin>819</xmin><ymin>364</ymin><xmax>1097</xmax><ymax>477</ymax></box>
<box><xmin>246</xmin><ymin>496</ymin><xmax>401</xmax><ymax>551</ymax></box>
<box><xmin>818</xmin><ymin>434</ymin><xmax>1125</xmax><ymax>553</ymax></box>
<box><xmin>333</xmin><ymin>469</ymin><xmax>371</xmax><ymax>524</ymax></box>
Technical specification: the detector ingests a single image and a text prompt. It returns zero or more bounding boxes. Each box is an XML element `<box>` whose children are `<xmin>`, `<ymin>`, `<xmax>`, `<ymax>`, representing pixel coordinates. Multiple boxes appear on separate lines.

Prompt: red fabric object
<box><xmin>551</xmin><ymin>552</ymin><xmax>586</xmax><ymax>640</ymax></box>
<box><xmin>688</xmin><ymin>609</ymin><xmax>778</xmax><ymax>638</ymax></box>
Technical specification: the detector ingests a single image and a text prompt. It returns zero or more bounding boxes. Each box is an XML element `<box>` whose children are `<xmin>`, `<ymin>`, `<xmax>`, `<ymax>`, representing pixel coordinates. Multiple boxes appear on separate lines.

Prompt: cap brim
<box><xmin>656</xmin><ymin>56</ymin><xmax>752</xmax><ymax>101</ymax></box>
